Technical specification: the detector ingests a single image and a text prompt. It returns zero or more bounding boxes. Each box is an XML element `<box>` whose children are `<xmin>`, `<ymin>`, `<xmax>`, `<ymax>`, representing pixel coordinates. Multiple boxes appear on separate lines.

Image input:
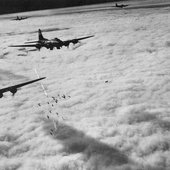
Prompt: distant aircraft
<box><xmin>10</xmin><ymin>29</ymin><xmax>94</xmax><ymax>50</ymax></box>
<box><xmin>0</xmin><ymin>77</ymin><xmax>46</xmax><ymax>98</ymax></box>
<box><xmin>115</xmin><ymin>3</ymin><xmax>128</xmax><ymax>8</ymax></box>
<box><xmin>12</xmin><ymin>16</ymin><xmax>28</xmax><ymax>21</ymax></box>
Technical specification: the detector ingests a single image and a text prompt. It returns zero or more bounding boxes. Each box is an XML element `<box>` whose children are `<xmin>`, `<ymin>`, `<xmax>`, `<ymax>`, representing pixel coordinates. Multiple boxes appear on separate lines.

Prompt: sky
<box><xmin>0</xmin><ymin>2</ymin><xmax>170</xmax><ymax>170</ymax></box>
<box><xmin>0</xmin><ymin>0</ymin><xmax>120</xmax><ymax>14</ymax></box>
<box><xmin>1</xmin><ymin>0</ymin><xmax>170</xmax><ymax>15</ymax></box>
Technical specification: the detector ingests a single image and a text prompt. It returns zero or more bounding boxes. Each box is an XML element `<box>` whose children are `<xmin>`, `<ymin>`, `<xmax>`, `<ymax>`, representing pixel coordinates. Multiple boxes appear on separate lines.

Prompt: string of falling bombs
<box><xmin>35</xmin><ymin>68</ymin><xmax>59</xmax><ymax>132</ymax></box>
<box><xmin>47</xmin><ymin>94</ymin><xmax>71</xmax><ymax>136</ymax></box>
<box><xmin>34</xmin><ymin>68</ymin><xmax>71</xmax><ymax>136</ymax></box>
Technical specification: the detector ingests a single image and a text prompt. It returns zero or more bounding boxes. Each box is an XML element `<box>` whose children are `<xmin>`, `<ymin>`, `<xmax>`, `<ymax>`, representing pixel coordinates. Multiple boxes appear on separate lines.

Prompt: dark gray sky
<box><xmin>0</xmin><ymin>0</ymin><xmax>125</xmax><ymax>14</ymax></box>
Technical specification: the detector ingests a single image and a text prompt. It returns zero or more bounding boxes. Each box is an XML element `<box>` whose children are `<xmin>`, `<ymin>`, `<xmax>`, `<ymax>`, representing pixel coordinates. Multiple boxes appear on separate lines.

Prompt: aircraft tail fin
<box><xmin>38</xmin><ymin>29</ymin><xmax>45</xmax><ymax>41</ymax></box>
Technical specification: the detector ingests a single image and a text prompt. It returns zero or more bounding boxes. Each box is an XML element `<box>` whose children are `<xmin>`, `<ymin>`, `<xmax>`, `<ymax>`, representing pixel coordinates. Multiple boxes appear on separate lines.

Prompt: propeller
<box><xmin>10</xmin><ymin>88</ymin><xmax>17</xmax><ymax>96</ymax></box>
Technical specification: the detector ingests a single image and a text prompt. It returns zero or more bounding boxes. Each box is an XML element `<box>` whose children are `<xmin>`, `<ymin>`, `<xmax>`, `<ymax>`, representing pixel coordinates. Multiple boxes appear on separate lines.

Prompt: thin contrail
<box><xmin>34</xmin><ymin>68</ymin><xmax>48</xmax><ymax>97</ymax></box>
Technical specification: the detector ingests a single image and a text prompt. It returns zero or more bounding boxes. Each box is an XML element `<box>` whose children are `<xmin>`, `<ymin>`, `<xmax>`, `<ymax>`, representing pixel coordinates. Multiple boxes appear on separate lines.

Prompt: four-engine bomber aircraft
<box><xmin>115</xmin><ymin>3</ymin><xmax>129</xmax><ymax>8</ymax></box>
<box><xmin>0</xmin><ymin>77</ymin><xmax>46</xmax><ymax>98</ymax></box>
<box><xmin>12</xmin><ymin>16</ymin><xmax>28</xmax><ymax>21</ymax></box>
<box><xmin>10</xmin><ymin>29</ymin><xmax>94</xmax><ymax>50</ymax></box>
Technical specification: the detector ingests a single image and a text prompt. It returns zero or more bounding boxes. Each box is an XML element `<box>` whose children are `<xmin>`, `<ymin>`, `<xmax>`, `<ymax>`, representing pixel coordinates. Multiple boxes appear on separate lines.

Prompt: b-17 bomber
<box><xmin>12</xmin><ymin>16</ymin><xmax>28</xmax><ymax>21</ymax></box>
<box><xmin>10</xmin><ymin>29</ymin><xmax>94</xmax><ymax>50</ymax></box>
<box><xmin>0</xmin><ymin>77</ymin><xmax>46</xmax><ymax>98</ymax></box>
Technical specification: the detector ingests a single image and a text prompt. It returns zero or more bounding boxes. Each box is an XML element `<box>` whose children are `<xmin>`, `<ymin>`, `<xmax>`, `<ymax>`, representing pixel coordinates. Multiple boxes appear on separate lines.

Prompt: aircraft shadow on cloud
<box><xmin>11</xmin><ymin>16</ymin><xmax>29</xmax><ymax>21</ymax></box>
<box><xmin>115</xmin><ymin>3</ymin><xmax>129</xmax><ymax>8</ymax></box>
<box><xmin>42</xmin><ymin>117</ymin><xmax>129</xmax><ymax>165</ymax></box>
<box><xmin>0</xmin><ymin>77</ymin><xmax>46</xmax><ymax>98</ymax></box>
<box><xmin>10</xmin><ymin>29</ymin><xmax>94</xmax><ymax>50</ymax></box>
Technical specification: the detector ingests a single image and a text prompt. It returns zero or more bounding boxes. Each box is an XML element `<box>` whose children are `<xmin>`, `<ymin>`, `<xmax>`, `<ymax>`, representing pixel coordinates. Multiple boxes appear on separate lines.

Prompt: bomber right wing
<box><xmin>62</xmin><ymin>35</ymin><xmax>94</xmax><ymax>46</ymax></box>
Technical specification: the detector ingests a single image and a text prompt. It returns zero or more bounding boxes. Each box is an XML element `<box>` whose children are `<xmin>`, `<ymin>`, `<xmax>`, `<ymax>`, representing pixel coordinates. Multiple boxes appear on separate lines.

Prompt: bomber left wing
<box><xmin>9</xmin><ymin>43</ymin><xmax>41</xmax><ymax>50</ymax></box>
<box><xmin>9</xmin><ymin>44</ymin><xmax>39</xmax><ymax>48</ymax></box>
<box><xmin>0</xmin><ymin>77</ymin><xmax>46</xmax><ymax>98</ymax></box>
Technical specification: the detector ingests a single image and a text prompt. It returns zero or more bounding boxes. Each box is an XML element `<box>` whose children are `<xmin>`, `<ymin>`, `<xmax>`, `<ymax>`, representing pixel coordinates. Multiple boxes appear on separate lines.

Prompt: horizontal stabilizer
<box><xmin>25</xmin><ymin>41</ymin><xmax>39</xmax><ymax>44</ymax></box>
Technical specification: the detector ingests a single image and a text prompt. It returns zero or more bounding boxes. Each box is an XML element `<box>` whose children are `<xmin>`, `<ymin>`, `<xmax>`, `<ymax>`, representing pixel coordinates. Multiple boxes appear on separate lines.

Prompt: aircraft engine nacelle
<box><xmin>35</xmin><ymin>44</ymin><xmax>41</xmax><ymax>50</ymax></box>
<box><xmin>10</xmin><ymin>88</ymin><xmax>17</xmax><ymax>96</ymax></box>
<box><xmin>47</xmin><ymin>44</ymin><xmax>53</xmax><ymax>50</ymax></box>
<box><xmin>45</xmin><ymin>43</ymin><xmax>53</xmax><ymax>50</ymax></box>
<box><xmin>63</xmin><ymin>42</ymin><xmax>70</xmax><ymax>47</ymax></box>
<box><xmin>49</xmin><ymin>46</ymin><xmax>54</xmax><ymax>50</ymax></box>
<box><xmin>0</xmin><ymin>93</ymin><xmax>3</xmax><ymax>98</ymax></box>
<box><xmin>72</xmin><ymin>40</ymin><xmax>78</xmax><ymax>44</ymax></box>
<box><xmin>55</xmin><ymin>42</ymin><xmax>62</xmax><ymax>49</ymax></box>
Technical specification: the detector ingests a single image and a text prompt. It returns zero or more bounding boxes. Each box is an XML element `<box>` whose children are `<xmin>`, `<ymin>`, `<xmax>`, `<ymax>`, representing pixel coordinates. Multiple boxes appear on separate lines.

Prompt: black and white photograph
<box><xmin>0</xmin><ymin>0</ymin><xmax>170</xmax><ymax>169</ymax></box>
